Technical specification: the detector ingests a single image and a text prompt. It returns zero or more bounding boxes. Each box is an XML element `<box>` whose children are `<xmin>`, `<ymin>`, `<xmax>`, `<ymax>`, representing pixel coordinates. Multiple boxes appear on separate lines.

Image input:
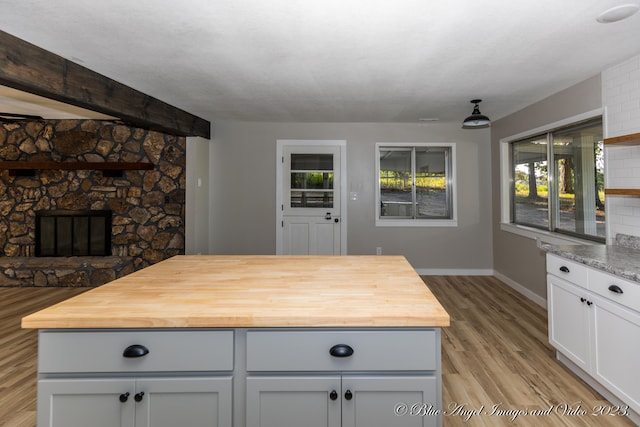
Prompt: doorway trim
<box><xmin>276</xmin><ymin>139</ymin><xmax>347</xmax><ymax>255</ymax></box>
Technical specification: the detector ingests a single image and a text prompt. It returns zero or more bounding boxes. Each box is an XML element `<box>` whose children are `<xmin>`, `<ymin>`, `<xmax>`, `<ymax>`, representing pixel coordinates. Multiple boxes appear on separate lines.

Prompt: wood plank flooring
<box><xmin>0</xmin><ymin>277</ymin><xmax>635</xmax><ymax>426</ymax></box>
<box><xmin>0</xmin><ymin>287</ymin><xmax>89</xmax><ymax>427</ymax></box>
<box><xmin>425</xmin><ymin>276</ymin><xmax>635</xmax><ymax>427</ymax></box>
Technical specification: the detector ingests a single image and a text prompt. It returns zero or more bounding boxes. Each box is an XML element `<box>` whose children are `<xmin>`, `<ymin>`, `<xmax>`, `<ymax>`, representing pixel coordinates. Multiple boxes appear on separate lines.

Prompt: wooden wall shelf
<box><xmin>0</xmin><ymin>161</ymin><xmax>153</xmax><ymax>177</ymax></box>
<box><xmin>604</xmin><ymin>189</ymin><xmax>640</xmax><ymax>196</ymax></box>
<box><xmin>604</xmin><ymin>133</ymin><xmax>640</xmax><ymax>146</ymax></box>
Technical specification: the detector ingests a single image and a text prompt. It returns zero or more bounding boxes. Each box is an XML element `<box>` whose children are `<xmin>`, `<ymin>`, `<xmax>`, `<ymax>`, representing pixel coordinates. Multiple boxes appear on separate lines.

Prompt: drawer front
<box><xmin>38</xmin><ymin>330</ymin><xmax>234</xmax><ymax>373</ymax></box>
<box><xmin>246</xmin><ymin>329</ymin><xmax>437</xmax><ymax>372</ymax></box>
<box><xmin>589</xmin><ymin>269</ymin><xmax>640</xmax><ymax>313</ymax></box>
<box><xmin>546</xmin><ymin>254</ymin><xmax>589</xmax><ymax>287</ymax></box>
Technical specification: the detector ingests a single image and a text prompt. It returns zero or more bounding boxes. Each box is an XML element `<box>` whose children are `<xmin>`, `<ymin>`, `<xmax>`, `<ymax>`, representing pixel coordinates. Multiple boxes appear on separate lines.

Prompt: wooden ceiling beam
<box><xmin>0</xmin><ymin>30</ymin><xmax>210</xmax><ymax>138</ymax></box>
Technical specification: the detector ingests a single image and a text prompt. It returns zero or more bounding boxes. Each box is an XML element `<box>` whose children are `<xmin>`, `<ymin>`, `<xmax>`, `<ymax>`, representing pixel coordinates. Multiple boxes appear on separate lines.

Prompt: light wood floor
<box><xmin>0</xmin><ymin>278</ymin><xmax>635</xmax><ymax>426</ymax></box>
<box><xmin>425</xmin><ymin>276</ymin><xmax>635</xmax><ymax>427</ymax></box>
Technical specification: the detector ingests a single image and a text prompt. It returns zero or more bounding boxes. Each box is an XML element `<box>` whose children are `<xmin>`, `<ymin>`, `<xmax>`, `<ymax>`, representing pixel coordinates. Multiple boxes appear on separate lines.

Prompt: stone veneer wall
<box><xmin>0</xmin><ymin>119</ymin><xmax>186</xmax><ymax>286</ymax></box>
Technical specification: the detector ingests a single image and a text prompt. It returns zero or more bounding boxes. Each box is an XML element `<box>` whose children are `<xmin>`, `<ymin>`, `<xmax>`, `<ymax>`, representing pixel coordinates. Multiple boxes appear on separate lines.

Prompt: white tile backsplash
<box><xmin>603</xmin><ymin>54</ymin><xmax>640</xmax><ymax>242</ymax></box>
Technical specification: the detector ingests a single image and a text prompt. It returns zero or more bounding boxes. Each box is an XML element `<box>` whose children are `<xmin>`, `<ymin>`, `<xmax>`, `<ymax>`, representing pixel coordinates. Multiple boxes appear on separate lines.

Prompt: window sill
<box><xmin>500</xmin><ymin>223</ymin><xmax>601</xmax><ymax>246</ymax></box>
<box><xmin>376</xmin><ymin>219</ymin><xmax>458</xmax><ymax>227</ymax></box>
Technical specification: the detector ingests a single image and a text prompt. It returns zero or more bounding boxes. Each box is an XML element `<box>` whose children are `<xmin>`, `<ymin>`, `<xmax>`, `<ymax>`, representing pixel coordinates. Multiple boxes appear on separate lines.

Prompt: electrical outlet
<box><xmin>376</xmin><ymin>247</ymin><xmax>382</xmax><ymax>255</ymax></box>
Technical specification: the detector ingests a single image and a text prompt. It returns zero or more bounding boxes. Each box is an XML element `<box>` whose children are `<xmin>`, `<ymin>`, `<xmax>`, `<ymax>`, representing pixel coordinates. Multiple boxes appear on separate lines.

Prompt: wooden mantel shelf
<box><xmin>0</xmin><ymin>161</ymin><xmax>153</xmax><ymax>177</ymax></box>
<box><xmin>604</xmin><ymin>133</ymin><xmax>640</xmax><ymax>146</ymax></box>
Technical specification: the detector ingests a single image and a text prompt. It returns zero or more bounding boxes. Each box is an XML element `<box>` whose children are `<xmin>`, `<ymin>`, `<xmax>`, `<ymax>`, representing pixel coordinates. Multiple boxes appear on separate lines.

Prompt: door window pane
<box><xmin>290</xmin><ymin>154</ymin><xmax>333</xmax><ymax>170</ymax></box>
<box><xmin>512</xmin><ymin>135</ymin><xmax>549</xmax><ymax>229</ymax></box>
<box><xmin>290</xmin><ymin>154</ymin><xmax>334</xmax><ymax>208</ymax></box>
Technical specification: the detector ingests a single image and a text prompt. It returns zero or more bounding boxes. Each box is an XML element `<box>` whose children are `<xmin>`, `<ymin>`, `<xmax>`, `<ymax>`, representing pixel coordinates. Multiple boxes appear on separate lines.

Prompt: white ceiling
<box><xmin>0</xmin><ymin>0</ymin><xmax>639</xmax><ymax>125</ymax></box>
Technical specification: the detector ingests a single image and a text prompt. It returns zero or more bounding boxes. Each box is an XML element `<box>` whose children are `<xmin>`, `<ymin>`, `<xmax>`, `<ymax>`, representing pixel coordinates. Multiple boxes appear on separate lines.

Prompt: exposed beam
<box><xmin>0</xmin><ymin>30</ymin><xmax>210</xmax><ymax>138</ymax></box>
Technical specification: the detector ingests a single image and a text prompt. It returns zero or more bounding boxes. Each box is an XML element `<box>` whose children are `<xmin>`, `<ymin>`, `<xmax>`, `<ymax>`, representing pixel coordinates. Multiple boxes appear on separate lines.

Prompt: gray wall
<box><xmin>210</xmin><ymin>121</ymin><xmax>493</xmax><ymax>271</ymax></box>
<box><xmin>491</xmin><ymin>75</ymin><xmax>602</xmax><ymax>299</ymax></box>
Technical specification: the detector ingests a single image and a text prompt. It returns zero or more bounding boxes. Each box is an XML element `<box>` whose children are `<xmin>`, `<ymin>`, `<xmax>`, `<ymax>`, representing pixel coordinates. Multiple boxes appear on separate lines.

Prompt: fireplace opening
<box><xmin>35</xmin><ymin>210</ymin><xmax>112</xmax><ymax>257</ymax></box>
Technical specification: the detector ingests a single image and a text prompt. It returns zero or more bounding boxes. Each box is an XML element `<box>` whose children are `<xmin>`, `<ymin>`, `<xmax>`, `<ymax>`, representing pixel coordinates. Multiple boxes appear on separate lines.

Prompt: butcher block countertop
<box><xmin>22</xmin><ymin>255</ymin><xmax>450</xmax><ymax>329</ymax></box>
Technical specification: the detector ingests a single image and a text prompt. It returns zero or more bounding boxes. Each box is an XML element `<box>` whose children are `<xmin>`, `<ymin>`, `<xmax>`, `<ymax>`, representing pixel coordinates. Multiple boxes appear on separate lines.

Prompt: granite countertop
<box><xmin>542</xmin><ymin>234</ymin><xmax>640</xmax><ymax>283</ymax></box>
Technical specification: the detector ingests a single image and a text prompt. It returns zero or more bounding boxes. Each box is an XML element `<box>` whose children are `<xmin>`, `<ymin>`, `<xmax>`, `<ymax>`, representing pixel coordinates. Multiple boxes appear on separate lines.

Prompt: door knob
<box><xmin>329</xmin><ymin>390</ymin><xmax>338</xmax><ymax>401</ymax></box>
<box><xmin>344</xmin><ymin>390</ymin><xmax>353</xmax><ymax>400</ymax></box>
<box><xmin>119</xmin><ymin>392</ymin><xmax>130</xmax><ymax>403</ymax></box>
<box><xmin>134</xmin><ymin>392</ymin><xmax>145</xmax><ymax>402</ymax></box>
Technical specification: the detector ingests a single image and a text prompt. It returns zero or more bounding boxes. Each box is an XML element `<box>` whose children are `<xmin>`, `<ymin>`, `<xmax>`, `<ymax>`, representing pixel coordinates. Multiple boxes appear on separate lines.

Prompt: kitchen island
<box><xmin>23</xmin><ymin>255</ymin><xmax>450</xmax><ymax>427</ymax></box>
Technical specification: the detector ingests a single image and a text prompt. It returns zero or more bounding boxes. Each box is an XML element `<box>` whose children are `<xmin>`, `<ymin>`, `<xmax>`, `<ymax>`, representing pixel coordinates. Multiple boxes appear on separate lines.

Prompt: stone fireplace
<box><xmin>0</xmin><ymin>119</ymin><xmax>186</xmax><ymax>287</ymax></box>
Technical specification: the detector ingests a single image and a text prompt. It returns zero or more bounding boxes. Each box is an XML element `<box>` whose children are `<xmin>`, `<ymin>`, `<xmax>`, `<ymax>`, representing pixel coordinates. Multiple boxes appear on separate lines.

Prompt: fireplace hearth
<box><xmin>35</xmin><ymin>210</ymin><xmax>112</xmax><ymax>257</ymax></box>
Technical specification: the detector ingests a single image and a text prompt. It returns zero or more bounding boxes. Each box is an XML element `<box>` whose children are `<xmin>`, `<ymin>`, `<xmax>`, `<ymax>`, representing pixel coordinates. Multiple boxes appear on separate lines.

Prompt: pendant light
<box><xmin>462</xmin><ymin>99</ymin><xmax>491</xmax><ymax>129</ymax></box>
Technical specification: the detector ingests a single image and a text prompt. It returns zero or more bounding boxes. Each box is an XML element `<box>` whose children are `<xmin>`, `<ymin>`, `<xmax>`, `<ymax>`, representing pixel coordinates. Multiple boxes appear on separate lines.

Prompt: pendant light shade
<box><xmin>462</xmin><ymin>99</ymin><xmax>491</xmax><ymax>129</ymax></box>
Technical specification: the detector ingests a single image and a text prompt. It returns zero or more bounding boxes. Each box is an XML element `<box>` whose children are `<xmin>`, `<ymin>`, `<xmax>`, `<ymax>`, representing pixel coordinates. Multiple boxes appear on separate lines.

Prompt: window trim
<box><xmin>375</xmin><ymin>142</ymin><xmax>457</xmax><ymax>227</ymax></box>
<box><xmin>499</xmin><ymin>108</ymin><xmax>604</xmax><ymax>245</ymax></box>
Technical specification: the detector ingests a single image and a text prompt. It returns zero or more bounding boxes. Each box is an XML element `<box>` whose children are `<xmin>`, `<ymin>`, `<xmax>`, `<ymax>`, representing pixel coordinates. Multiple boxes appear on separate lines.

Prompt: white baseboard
<box><xmin>493</xmin><ymin>271</ymin><xmax>547</xmax><ymax>308</ymax></box>
<box><xmin>415</xmin><ymin>268</ymin><xmax>494</xmax><ymax>276</ymax></box>
<box><xmin>415</xmin><ymin>268</ymin><xmax>547</xmax><ymax>309</ymax></box>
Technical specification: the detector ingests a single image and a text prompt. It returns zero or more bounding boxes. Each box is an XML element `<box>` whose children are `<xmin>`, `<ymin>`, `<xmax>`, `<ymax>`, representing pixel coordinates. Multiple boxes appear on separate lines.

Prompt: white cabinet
<box><xmin>591</xmin><ymin>292</ymin><xmax>640</xmax><ymax>414</ymax></box>
<box><xmin>546</xmin><ymin>253</ymin><xmax>640</xmax><ymax>416</ymax></box>
<box><xmin>36</xmin><ymin>330</ymin><xmax>234</xmax><ymax>427</ymax></box>
<box><xmin>245</xmin><ymin>330</ymin><xmax>440</xmax><ymax>427</ymax></box>
<box><xmin>547</xmin><ymin>274</ymin><xmax>592</xmax><ymax>371</ymax></box>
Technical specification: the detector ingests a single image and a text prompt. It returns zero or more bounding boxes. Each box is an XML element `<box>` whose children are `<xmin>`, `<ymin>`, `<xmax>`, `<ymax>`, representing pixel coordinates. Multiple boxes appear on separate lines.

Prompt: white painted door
<box><xmin>277</xmin><ymin>141</ymin><xmax>346</xmax><ymax>255</ymax></box>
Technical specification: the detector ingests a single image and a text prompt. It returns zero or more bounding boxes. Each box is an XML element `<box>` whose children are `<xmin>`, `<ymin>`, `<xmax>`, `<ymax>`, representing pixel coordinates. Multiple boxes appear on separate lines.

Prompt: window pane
<box><xmin>552</xmin><ymin>119</ymin><xmax>604</xmax><ymax>239</ymax></box>
<box><xmin>379</xmin><ymin>149</ymin><xmax>412</xmax><ymax>218</ymax></box>
<box><xmin>290</xmin><ymin>191</ymin><xmax>333</xmax><ymax>208</ymax></box>
<box><xmin>290</xmin><ymin>172</ymin><xmax>334</xmax><ymax>189</ymax></box>
<box><xmin>290</xmin><ymin>154</ymin><xmax>333</xmax><ymax>171</ymax></box>
<box><xmin>512</xmin><ymin>136</ymin><xmax>548</xmax><ymax>229</ymax></box>
<box><xmin>415</xmin><ymin>149</ymin><xmax>449</xmax><ymax>218</ymax></box>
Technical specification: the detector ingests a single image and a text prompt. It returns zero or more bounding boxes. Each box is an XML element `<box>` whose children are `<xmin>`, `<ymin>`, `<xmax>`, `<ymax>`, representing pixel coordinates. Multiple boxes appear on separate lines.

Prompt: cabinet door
<box><xmin>592</xmin><ymin>295</ymin><xmax>640</xmax><ymax>414</ymax></box>
<box><xmin>342</xmin><ymin>376</ymin><xmax>438</xmax><ymax>427</ymax></box>
<box><xmin>547</xmin><ymin>275</ymin><xmax>592</xmax><ymax>371</ymax></box>
<box><xmin>38</xmin><ymin>378</ymin><xmax>134</xmax><ymax>427</ymax></box>
<box><xmin>246</xmin><ymin>376</ymin><xmax>341</xmax><ymax>427</ymax></box>
<box><xmin>135</xmin><ymin>377</ymin><xmax>232</xmax><ymax>427</ymax></box>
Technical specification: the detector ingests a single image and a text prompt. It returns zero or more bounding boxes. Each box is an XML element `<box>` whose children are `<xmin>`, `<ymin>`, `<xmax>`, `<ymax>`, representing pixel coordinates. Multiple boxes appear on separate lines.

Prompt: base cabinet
<box><xmin>547</xmin><ymin>275</ymin><xmax>592</xmax><ymax>371</ymax></box>
<box><xmin>246</xmin><ymin>376</ymin><xmax>437</xmax><ymax>427</ymax></box>
<box><xmin>547</xmin><ymin>253</ymin><xmax>640</xmax><ymax>417</ymax></box>
<box><xmin>36</xmin><ymin>328</ymin><xmax>443</xmax><ymax>427</ymax></box>
<box><xmin>591</xmin><ymin>296</ymin><xmax>640</xmax><ymax>413</ymax></box>
<box><xmin>38</xmin><ymin>377</ymin><xmax>232</xmax><ymax>427</ymax></box>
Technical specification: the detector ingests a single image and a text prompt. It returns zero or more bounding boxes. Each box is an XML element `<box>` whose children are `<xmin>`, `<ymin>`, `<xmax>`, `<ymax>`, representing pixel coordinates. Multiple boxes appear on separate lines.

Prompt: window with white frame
<box><xmin>376</xmin><ymin>143</ymin><xmax>456</xmax><ymax>226</ymax></box>
<box><xmin>508</xmin><ymin>117</ymin><xmax>604</xmax><ymax>242</ymax></box>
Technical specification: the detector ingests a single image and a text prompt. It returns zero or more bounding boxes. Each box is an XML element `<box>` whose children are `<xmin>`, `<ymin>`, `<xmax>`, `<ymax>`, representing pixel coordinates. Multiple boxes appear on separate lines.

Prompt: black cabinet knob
<box><xmin>329</xmin><ymin>344</ymin><xmax>354</xmax><ymax>358</ymax></box>
<box><xmin>329</xmin><ymin>390</ymin><xmax>338</xmax><ymax>401</ymax></box>
<box><xmin>344</xmin><ymin>390</ymin><xmax>353</xmax><ymax>400</ymax></box>
<box><xmin>586</xmin><ymin>301</ymin><xmax>593</xmax><ymax>306</ymax></box>
<box><xmin>123</xmin><ymin>344</ymin><xmax>149</xmax><ymax>358</ymax></box>
<box><xmin>134</xmin><ymin>392</ymin><xmax>145</xmax><ymax>402</ymax></box>
<box><xmin>119</xmin><ymin>392</ymin><xmax>129</xmax><ymax>403</ymax></box>
<box><xmin>580</xmin><ymin>297</ymin><xmax>586</xmax><ymax>303</ymax></box>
